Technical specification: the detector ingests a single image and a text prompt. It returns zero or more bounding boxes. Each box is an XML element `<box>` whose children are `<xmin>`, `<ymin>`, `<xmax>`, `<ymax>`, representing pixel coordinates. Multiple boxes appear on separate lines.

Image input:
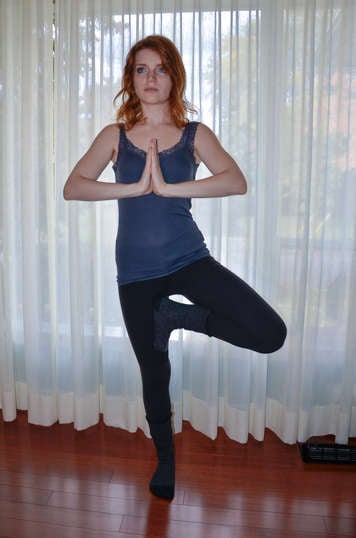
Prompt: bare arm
<box><xmin>151</xmin><ymin>123</ymin><xmax>247</xmax><ymax>198</ymax></box>
<box><xmin>63</xmin><ymin>124</ymin><xmax>152</xmax><ymax>201</ymax></box>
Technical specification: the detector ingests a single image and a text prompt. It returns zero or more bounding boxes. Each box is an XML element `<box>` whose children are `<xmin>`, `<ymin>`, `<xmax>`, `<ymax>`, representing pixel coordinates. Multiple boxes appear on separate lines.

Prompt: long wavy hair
<box><xmin>114</xmin><ymin>35</ymin><xmax>196</xmax><ymax>129</ymax></box>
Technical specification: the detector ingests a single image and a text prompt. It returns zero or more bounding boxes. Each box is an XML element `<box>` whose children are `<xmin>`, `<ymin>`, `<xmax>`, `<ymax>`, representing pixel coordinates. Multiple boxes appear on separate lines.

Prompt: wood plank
<box><xmin>46</xmin><ymin>490</ymin><xmax>327</xmax><ymax>534</ymax></box>
<box><xmin>0</xmin><ymin>500</ymin><xmax>122</xmax><ymax>532</ymax></box>
<box><xmin>0</xmin><ymin>469</ymin><xmax>146</xmax><ymax>499</ymax></box>
<box><xmin>324</xmin><ymin>516</ymin><xmax>356</xmax><ymax>536</ymax></box>
<box><xmin>120</xmin><ymin>514</ymin><xmax>333</xmax><ymax>538</ymax></box>
<box><xmin>0</xmin><ymin>484</ymin><xmax>51</xmax><ymax>505</ymax></box>
<box><xmin>0</xmin><ymin>518</ymin><xmax>137</xmax><ymax>538</ymax></box>
<box><xmin>183</xmin><ymin>488</ymin><xmax>356</xmax><ymax>517</ymax></box>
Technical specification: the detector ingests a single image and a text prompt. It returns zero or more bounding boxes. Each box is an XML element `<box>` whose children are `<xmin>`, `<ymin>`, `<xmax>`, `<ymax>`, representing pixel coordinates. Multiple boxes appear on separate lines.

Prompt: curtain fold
<box><xmin>0</xmin><ymin>0</ymin><xmax>355</xmax><ymax>444</ymax></box>
<box><xmin>0</xmin><ymin>0</ymin><xmax>55</xmax><ymax>424</ymax></box>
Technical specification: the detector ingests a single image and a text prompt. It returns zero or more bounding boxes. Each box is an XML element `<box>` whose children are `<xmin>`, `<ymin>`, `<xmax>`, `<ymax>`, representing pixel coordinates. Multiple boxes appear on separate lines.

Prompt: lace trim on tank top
<box><xmin>120</xmin><ymin>121</ymin><xmax>199</xmax><ymax>157</ymax></box>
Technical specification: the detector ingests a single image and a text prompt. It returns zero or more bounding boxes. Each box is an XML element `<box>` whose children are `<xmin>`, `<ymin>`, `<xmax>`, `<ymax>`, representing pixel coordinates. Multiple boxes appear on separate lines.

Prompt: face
<box><xmin>133</xmin><ymin>48</ymin><xmax>173</xmax><ymax>106</ymax></box>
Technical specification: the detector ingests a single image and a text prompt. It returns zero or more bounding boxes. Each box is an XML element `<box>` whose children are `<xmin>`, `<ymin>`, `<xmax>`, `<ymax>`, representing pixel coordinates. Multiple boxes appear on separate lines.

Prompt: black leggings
<box><xmin>118</xmin><ymin>256</ymin><xmax>287</xmax><ymax>423</ymax></box>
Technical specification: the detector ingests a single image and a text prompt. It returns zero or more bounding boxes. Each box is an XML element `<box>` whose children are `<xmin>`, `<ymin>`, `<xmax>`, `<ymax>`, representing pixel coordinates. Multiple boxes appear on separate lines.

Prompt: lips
<box><xmin>144</xmin><ymin>87</ymin><xmax>158</xmax><ymax>91</ymax></box>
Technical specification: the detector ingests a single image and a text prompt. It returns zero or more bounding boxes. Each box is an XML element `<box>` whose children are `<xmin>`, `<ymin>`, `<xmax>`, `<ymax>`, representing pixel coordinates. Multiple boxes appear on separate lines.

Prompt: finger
<box><xmin>145</xmin><ymin>144</ymin><xmax>153</xmax><ymax>170</ymax></box>
<box><xmin>150</xmin><ymin>138</ymin><xmax>158</xmax><ymax>155</ymax></box>
<box><xmin>152</xmin><ymin>143</ymin><xmax>160</xmax><ymax>168</ymax></box>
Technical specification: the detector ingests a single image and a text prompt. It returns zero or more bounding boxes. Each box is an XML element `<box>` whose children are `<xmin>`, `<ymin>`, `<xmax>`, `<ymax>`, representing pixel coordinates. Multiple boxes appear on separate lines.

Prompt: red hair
<box><xmin>114</xmin><ymin>35</ymin><xmax>196</xmax><ymax>129</ymax></box>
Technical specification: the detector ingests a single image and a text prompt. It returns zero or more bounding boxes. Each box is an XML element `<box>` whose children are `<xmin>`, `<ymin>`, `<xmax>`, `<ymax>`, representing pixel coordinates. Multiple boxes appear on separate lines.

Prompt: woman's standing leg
<box><xmin>119</xmin><ymin>278</ymin><xmax>175</xmax><ymax>500</ymax></box>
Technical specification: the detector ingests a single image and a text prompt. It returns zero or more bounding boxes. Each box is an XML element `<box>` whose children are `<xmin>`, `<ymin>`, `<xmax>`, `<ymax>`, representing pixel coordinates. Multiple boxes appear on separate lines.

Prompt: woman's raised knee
<box><xmin>255</xmin><ymin>319</ymin><xmax>287</xmax><ymax>354</ymax></box>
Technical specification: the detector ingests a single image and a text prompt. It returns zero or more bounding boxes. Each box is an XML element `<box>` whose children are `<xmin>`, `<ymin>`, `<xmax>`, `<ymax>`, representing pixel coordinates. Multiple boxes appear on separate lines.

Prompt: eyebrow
<box><xmin>134</xmin><ymin>63</ymin><xmax>164</xmax><ymax>66</ymax></box>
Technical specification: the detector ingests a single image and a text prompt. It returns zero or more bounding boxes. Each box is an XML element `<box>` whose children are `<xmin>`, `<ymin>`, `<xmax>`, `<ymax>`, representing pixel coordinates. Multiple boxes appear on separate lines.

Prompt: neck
<box><xmin>140</xmin><ymin>103</ymin><xmax>173</xmax><ymax>126</ymax></box>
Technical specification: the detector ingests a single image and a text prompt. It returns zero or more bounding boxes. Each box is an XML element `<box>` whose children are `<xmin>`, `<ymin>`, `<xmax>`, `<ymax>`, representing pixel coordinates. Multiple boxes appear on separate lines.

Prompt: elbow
<box><xmin>224</xmin><ymin>179</ymin><xmax>247</xmax><ymax>197</ymax></box>
<box><xmin>63</xmin><ymin>178</ymin><xmax>77</xmax><ymax>200</ymax></box>
<box><xmin>240</xmin><ymin>180</ymin><xmax>247</xmax><ymax>195</ymax></box>
<box><xmin>231</xmin><ymin>166</ymin><xmax>247</xmax><ymax>195</ymax></box>
<box><xmin>233</xmin><ymin>175</ymin><xmax>247</xmax><ymax>196</ymax></box>
<box><xmin>63</xmin><ymin>185</ymin><xmax>72</xmax><ymax>201</ymax></box>
<box><xmin>63</xmin><ymin>186</ymin><xmax>79</xmax><ymax>201</ymax></box>
<box><xmin>238</xmin><ymin>169</ymin><xmax>248</xmax><ymax>194</ymax></box>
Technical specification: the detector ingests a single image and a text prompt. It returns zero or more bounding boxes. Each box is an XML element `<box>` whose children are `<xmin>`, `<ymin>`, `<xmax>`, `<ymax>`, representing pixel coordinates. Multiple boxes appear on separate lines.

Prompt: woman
<box><xmin>64</xmin><ymin>35</ymin><xmax>286</xmax><ymax>501</ymax></box>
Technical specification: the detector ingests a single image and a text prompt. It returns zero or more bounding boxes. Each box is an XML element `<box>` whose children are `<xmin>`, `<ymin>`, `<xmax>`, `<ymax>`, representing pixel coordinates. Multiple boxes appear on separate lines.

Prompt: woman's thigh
<box><xmin>118</xmin><ymin>277</ymin><xmax>167</xmax><ymax>361</ymax></box>
<box><xmin>174</xmin><ymin>256</ymin><xmax>286</xmax><ymax>353</ymax></box>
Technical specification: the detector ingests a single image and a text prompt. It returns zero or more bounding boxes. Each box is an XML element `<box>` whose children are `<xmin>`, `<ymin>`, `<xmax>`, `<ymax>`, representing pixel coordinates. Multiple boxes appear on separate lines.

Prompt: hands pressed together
<box><xmin>139</xmin><ymin>138</ymin><xmax>168</xmax><ymax>197</ymax></box>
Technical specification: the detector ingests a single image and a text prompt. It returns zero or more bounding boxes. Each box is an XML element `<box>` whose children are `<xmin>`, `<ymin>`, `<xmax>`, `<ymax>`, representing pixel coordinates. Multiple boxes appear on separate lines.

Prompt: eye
<box><xmin>156</xmin><ymin>66</ymin><xmax>167</xmax><ymax>76</ymax></box>
<box><xmin>135</xmin><ymin>66</ymin><xmax>148</xmax><ymax>75</ymax></box>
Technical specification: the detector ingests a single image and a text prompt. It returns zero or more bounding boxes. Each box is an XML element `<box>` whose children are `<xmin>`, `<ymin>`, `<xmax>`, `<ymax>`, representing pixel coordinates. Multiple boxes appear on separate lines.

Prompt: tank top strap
<box><xmin>119</xmin><ymin>126</ymin><xmax>127</xmax><ymax>151</ymax></box>
<box><xmin>119</xmin><ymin>125</ymin><xmax>139</xmax><ymax>153</ymax></box>
<box><xmin>183</xmin><ymin>121</ymin><xmax>200</xmax><ymax>153</ymax></box>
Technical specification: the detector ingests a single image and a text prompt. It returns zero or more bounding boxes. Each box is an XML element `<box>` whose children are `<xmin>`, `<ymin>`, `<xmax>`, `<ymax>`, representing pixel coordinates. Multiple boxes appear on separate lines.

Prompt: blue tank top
<box><xmin>113</xmin><ymin>121</ymin><xmax>209</xmax><ymax>285</ymax></box>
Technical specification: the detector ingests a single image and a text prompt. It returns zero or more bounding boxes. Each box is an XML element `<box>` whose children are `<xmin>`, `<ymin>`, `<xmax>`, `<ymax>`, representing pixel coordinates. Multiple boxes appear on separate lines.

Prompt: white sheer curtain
<box><xmin>1</xmin><ymin>0</ymin><xmax>355</xmax><ymax>444</ymax></box>
<box><xmin>0</xmin><ymin>0</ymin><xmax>55</xmax><ymax>423</ymax></box>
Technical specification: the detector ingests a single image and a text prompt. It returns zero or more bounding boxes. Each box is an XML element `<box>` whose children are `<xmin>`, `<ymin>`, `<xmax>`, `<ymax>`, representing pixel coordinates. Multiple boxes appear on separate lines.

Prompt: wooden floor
<box><xmin>0</xmin><ymin>412</ymin><xmax>355</xmax><ymax>538</ymax></box>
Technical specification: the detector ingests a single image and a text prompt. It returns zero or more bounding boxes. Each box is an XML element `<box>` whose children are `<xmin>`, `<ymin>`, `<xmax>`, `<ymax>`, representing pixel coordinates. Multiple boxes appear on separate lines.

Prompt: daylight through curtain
<box><xmin>0</xmin><ymin>0</ymin><xmax>355</xmax><ymax>443</ymax></box>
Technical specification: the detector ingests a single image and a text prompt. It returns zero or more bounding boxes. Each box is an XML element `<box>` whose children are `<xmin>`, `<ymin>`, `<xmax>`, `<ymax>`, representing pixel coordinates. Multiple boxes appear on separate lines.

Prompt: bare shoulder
<box><xmin>95</xmin><ymin>123</ymin><xmax>120</xmax><ymax>145</ymax></box>
<box><xmin>195</xmin><ymin>122</ymin><xmax>217</xmax><ymax>140</ymax></box>
<box><xmin>93</xmin><ymin>123</ymin><xmax>120</xmax><ymax>162</ymax></box>
<box><xmin>69</xmin><ymin>123</ymin><xmax>121</xmax><ymax>180</ymax></box>
<box><xmin>194</xmin><ymin>123</ymin><xmax>227</xmax><ymax>162</ymax></box>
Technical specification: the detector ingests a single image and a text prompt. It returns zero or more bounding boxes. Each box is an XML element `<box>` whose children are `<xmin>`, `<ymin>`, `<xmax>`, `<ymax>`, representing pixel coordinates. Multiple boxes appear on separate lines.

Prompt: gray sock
<box><xmin>153</xmin><ymin>297</ymin><xmax>210</xmax><ymax>352</ymax></box>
